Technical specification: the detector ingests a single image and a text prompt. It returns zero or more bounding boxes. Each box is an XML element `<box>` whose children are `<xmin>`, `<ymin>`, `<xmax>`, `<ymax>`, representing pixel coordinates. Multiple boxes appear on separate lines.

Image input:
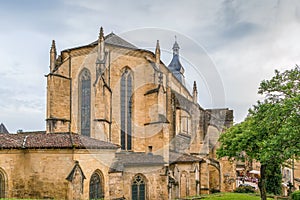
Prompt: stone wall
<box><xmin>109</xmin><ymin>165</ymin><xmax>168</xmax><ymax>200</ymax></box>
<box><xmin>0</xmin><ymin>148</ymin><xmax>116</xmax><ymax>199</ymax></box>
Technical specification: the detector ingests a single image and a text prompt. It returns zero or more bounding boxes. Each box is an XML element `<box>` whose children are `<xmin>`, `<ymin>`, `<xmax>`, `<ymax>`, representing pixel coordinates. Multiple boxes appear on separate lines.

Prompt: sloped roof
<box><xmin>168</xmin><ymin>40</ymin><xmax>185</xmax><ymax>85</ymax></box>
<box><xmin>90</xmin><ymin>32</ymin><xmax>137</xmax><ymax>49</ymax></box>
<box><xmin>0</xmin><ymin>132</ymin><xmax>119</xmax><ymax>149</ymax></box>
<box><xmin>109</xmin><ymin>151</ymin><xmax>202</xmax><ymax>173</ymax></box>
<box><xmin>169</xmin><ymin>151</ymin><xmax>202</xmax><ymax>163</ymax></box>
<box><xmin>109</xmin><ymin>152</ymin><xmax>165</xmax><ymax>172</ymax></box>
<box><xmin>0</xmin><ymin>123</ymin><xmax>9</xmax><ymax>134</ymax></box>
<box><xmin>168</xmin><ymin>54</ymin><xmax>184</xmax><ymax>72</ymax></box>
<box><xmin>66</xmin><ymin>161</ymin><xmax>86</xmax><ymax>182</ymax></box>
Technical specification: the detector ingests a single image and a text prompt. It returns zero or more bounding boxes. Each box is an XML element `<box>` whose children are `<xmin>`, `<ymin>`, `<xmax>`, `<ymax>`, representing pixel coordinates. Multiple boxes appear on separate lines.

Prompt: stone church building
<box><xmin>0</xmin><ymin>27</ymin><xmax>235</xmax><ymax>199</ymax></box>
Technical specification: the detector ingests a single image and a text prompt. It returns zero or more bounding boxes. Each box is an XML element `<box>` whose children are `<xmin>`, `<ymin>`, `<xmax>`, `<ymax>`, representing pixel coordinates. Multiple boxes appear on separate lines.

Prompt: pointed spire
<box><xmin>50</xmin><ymin>40</ymin><xmax>56</xmax><ymax>53</ymax></box>
<box><xmin>155</xmin><ymin>40</ymin><xmax>160</xmax><ymax>64</ymax></box>
<box><xmin>98</xmin><ymin>26</ymin><xmax>105</xmax><ymax>61</ymax></box>
<box><xmin>168</xmin><ymin>36</ymin><xmax>185</xmax><ymax>85</ymax></box>
<box><xmin>193</xmin><ymin>81</ymin><xmax>198</xmax><ymax>103</ymax></box>
<box><xmin>50</xmin><ymin>40</ymin><xmax>57</xmax><ymax>72</ymax></box>
<box><xmin>99</xmin><ymin>26</ymin><xmax>104</xmax><ymax>42</ymax></box>
<box><xmin>172</xmin><ymin>35</ymin><xmax>180</xmax><ymax>55</ymax></box>
<box><xmin>193</xmin><ymin>81</ymin><xmax>197</xmax><ymax>91</ymax></box>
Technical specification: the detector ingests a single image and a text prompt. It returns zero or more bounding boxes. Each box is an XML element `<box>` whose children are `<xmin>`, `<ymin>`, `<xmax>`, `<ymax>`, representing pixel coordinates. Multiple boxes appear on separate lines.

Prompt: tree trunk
<box><xmin>259</xmin><ymin>164</ymin><xmax>267</xmax><ymax>200</ymax></box>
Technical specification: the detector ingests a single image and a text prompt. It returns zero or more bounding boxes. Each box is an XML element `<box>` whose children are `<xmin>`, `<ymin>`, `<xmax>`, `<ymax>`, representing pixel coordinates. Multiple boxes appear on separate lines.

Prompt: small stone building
<box><xmin>0</xmin><ymin>27</ymin><xmax>235</xmax><ymax>199</ymax></box>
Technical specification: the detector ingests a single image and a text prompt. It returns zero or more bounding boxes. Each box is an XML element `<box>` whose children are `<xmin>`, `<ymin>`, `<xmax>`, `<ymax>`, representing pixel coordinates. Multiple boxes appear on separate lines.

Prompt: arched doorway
<box><xmin>209</xmin><ymin>164</ymin><xmax>221</xmax><ymax>192</ymax></box>
<box><xmin>180</xmin><ymin>171</ymin><xmax>188</xmax><ymax>197</ymax></box>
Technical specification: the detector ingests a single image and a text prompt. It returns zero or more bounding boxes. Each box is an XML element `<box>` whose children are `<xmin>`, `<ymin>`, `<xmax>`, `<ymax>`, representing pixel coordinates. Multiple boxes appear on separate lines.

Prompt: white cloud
<box><xmin>1</xmin><ymin>0</ymin><xmax>300</xmax><ymax>131</ymax></box>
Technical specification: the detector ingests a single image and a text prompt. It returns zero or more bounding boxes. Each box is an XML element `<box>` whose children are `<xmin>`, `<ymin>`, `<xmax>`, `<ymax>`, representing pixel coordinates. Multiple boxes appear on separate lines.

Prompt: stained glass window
<box><xmin>132</xmin><ymin>174</ymin><xmax>146</xmax><ymax>200</ymax></box>
<box><xmin>89</xmin><ymin>172</ymin><xmax>104</xmax><ymax>199</ymax></box>
<box><xmin>120</xmin><ymin>69</ymin><xmax>132</xmax><ymax>150</ymax></box>
<box><xmin>79</xmin><ymin>69</ymin><xmax>91</xmax><ymax>137</ymax></box>
<box><xmin>0</xmin><ymin>171</ymin><xmax>5</xmax><ymax>198</ymax></box>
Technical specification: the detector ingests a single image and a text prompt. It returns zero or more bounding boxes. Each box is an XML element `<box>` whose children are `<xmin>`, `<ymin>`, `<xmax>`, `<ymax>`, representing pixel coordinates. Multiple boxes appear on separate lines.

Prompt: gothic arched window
<box><xmin>0</xmin><ymin>170</ymin><xmax>6</xmax><ymax>198</ymax></box>
<box><xmin>120</xmin><ymin>68</ymin><xmax>132</xmax><ymax>150</ymax></box>
<box><xmin>89</xmin><ymin>171</ymin><xmax>104</xmax><ymax>199</ymax></box>
<box><xmin>79</xmin><ymin>69</ymin><xmax>91</xmax><ymax>137</ymax></box>
<box><xmin>132</xmin><ymin>174</ymin><xmax>146</xmax><ymax>200</ymax></box>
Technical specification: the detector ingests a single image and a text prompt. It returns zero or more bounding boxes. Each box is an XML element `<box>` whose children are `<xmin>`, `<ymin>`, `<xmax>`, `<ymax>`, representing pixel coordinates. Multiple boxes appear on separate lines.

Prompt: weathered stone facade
<box><xmin>0</xmin><ymin>27</ymin><xmax>235</xmax><ymax>199</ymax></box>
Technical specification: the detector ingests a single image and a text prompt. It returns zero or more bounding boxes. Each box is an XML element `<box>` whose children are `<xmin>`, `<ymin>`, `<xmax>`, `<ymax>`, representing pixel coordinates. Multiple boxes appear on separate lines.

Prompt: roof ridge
<box><xmin>22</xmin><ymin>135</ymin><xmax>29</xmax><ymax>148</ymax></box>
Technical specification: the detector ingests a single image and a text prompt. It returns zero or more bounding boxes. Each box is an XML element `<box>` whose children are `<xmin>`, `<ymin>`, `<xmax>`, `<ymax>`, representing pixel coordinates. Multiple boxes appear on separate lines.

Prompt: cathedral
<box><xmin>0</xmin><ymin>27</ymin><xmax>235</xmax><ymax>199</ymax></box>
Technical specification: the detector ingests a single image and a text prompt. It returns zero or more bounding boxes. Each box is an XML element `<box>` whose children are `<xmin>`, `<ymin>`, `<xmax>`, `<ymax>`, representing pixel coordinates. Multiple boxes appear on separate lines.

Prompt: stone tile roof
<box><xmin>0</xmin><ymin>123</ymin><xmax>9</xmax><ymax>134</ymax></box>
<box><xmin>109</xmin><ymin>151</ymin><xmax>202</xmax><ymax>172</ymax></box>
<box><xmin>0</xmin><ymin>133</ymin><xmax>24</xmax><ymax>148</ymax></box>
<box><xmin>0</xmin><ymin>132</ymin><xmax>119</xmax><ymax>149</ymax></box>
<box><xmin>105</xmin><ymin>33</ymin><xmax>137</xmax><ymax>49</ymax></box>
<box><xmin>109</xmin><ymin>152</ymin><xmax>165</xmax><ymax>172</ymax></box>
<box><xmin>169</xmin><ymin>151</ymin><xmax>202</xmax><ymax>163</ymax></box>
<box><xmin>90</xmin><ymin>32</ymin><xmax>137</xmax><ymax>49</ymax></box>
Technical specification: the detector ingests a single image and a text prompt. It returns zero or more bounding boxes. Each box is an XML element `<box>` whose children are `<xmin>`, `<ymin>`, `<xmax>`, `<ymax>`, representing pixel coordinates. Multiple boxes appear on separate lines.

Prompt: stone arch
<box><xmin>131</xmin><ymin>173</ymin><xmax>147</xmax><ymax>200</ymax></box>
<box><xmin>120</xmin><ymin>66</ymin><xmax>134</xmax><ymax>79</ymax></box>
<box><xmin>180</xmin><ymin>171</ymin><xmax>189</xmax><ymax>197</ymax></box>
<box><xmin>0</xmin><ymin>168</ymin><xmax>7</xmax><ymax>198</ymax></box>
<box><xmin>89</xmin><ymin>170</ymin><xmax>104</xmax><ymax>200</ymax></box>
<box><xmin>78</xmin><ymin>68</ymin><xmax>91</xmax><ymax>137</ymax></box>
<box><xmin>208</xmin><ymin>161</ymin><xmax>221</xmax><ymax>192</ymax></box>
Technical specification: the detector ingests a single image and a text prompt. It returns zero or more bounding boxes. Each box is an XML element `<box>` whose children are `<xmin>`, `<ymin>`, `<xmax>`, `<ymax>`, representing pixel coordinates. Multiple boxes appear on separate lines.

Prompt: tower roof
<box><xmin>168</xmin><ymin>54</ymin><xmax>184</xmax><ymax>73</ymax></box>
<box><xmin>0</xmin><ymin>123</ymin><xmax>9</xmax><ymax>134</ymax></box>
<box><xmin>172</xmin><ymin>39</ymin><xmax>180</xmax><ymax>55</ymax></box>
<box><xmin>168</xmin><ymin>37</ymin><xmax>185</xmax><ymax>85</ymax></box>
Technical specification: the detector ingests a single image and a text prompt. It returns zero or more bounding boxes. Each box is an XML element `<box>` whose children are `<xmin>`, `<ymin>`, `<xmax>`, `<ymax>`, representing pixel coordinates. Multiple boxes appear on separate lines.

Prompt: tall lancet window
<box><xmin>120</xmin><ymin>68</ymin><xmax>132</xmax><ymax>150</ymax></box>
<box><xmin>79</xmin><ymin>69</ymin><xmax>91</xmax><ymax>137</ymax></box>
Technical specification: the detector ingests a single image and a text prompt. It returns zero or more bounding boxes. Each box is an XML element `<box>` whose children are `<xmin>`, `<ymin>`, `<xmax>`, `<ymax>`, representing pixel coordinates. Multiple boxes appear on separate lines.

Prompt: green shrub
<box><xmin>234</xmin><ymin>186</ymin><xmax>255</xmax><ymax>193</ymax></box>
<box><xmin>292</xmin><ymin>190</ymin><xmax>300</xmax><ymax>200</ymax></box>
<box><xmin>210</xmin><ymin>188</ymin><xmax>221</xmax><ymax>193</ymax></box>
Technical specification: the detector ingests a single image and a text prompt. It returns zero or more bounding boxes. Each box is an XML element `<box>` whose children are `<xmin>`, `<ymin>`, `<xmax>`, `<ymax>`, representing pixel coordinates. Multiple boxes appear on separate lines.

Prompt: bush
<box><xmin>292</xmin><ymin>190</ymin><xmax>300</xmax><ymax>200</ymax></box>
<box><xmin>210</xmin><ymin>188</ymin><xmax>220</xmax><ymax>193</ymax></box>
<box><xmin>234</xmin><ymin>186</ymin><xmax>255</xmax><ymax>193</ymax></box>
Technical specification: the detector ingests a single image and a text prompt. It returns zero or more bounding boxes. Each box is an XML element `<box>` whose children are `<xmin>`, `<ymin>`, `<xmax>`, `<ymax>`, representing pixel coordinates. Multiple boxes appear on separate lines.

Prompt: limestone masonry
<box><xmin>0</xmin><ymin>27</ymin><xmax>235</xmax><ymax>199</ymax></box>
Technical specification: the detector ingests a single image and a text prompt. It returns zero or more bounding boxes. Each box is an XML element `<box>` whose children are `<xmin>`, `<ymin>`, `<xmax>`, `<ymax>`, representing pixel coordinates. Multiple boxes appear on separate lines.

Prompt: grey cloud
<box><xmin>1</xmin><ymin>0</ymin><xmax>300</xmax><ymax>130</ymax></box>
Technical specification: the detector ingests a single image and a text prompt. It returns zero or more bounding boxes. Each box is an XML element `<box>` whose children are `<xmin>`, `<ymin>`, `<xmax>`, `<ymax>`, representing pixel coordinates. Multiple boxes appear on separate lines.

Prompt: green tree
<box><xmin>265</xmin><ymin>163</ymin><xmax>282</xmax><ymax>195</ymax></box>
<box><xmin>217</xmin><ymin>66</ymin><xmax>300</xmax><ymax>200</ymax></box>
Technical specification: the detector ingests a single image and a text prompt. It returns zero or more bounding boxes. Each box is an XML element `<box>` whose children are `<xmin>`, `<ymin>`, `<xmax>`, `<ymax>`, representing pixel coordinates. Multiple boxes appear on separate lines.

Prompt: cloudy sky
<box><xmin>1</xmin><ymin>0</ymin><xmax>300</xmax><ymax>132</ymax></box>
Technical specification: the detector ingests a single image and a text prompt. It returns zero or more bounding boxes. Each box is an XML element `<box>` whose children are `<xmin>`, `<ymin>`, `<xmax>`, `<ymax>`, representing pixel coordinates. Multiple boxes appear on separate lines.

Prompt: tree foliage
<box><xmin>265</xmin><ymin>163</ymin><xmax>282</xmax><ymax>195</ymax></box>
<box><xmin>217</xmin><ymin>66</ymin><xmax>300</xmax><ymax>200</ymax></box>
